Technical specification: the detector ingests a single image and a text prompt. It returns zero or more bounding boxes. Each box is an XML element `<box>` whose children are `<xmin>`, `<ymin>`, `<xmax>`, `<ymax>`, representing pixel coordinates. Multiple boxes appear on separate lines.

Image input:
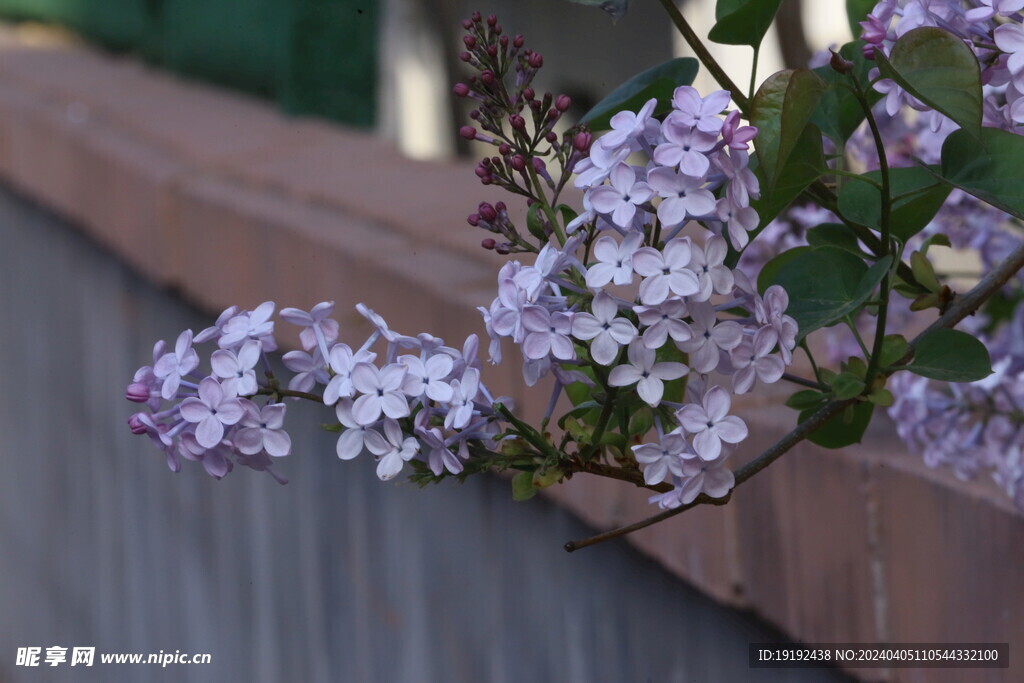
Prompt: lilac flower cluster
<box><xmin>127</xmin><ymin>301</ymin><xmax>498</xmax><ymax>484</ymax></box>
<box><xmin>478</xmin><ymin>89</ymin><xmax>798</xmax><ymax>508</ymax></box>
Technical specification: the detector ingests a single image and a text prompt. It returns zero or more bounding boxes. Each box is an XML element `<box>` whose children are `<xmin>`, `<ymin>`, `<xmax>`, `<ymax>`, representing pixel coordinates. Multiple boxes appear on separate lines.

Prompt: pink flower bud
<box><xmin>459</xmin><ymin>51</ymin><xmax>472</xmax><ymax>62</ymax></box>
<box><xmin>467</xmin><ymin>213</ymin><xmax>480</xmax><ymax>226</ymax></box>
<box><xmin>523</xmin><ymin>87</ymin><xmax>535</xmax><ymax>101</ymax></box>
<box><xmin>528</xmin><ymin>53</ymin><xmax>543</xmax><ymax>68</ymax></box>
<box><xmin>555</xmin><ymin>94</ymin><xmax>571</xmax><ymax>112</ymax></box>
<box><xmin>481</xmin><ymin>70</ymin><xmax>495</xmax><ymax>86</ymax></box>
<box><xmin>459</xmin><ymin>126</ymin><xmax>477</xmax><ymax>140</ymax></box>
<box><xmin>126</xmin><ymin>382</ymin><xmax>151</xmax><ymax>403</ymax></box>
<box><xmin>545</xmin><ymin>131</ymin><xmax>558</xmax><ymax>143</ymax></box>
<box><xmin>498</xmin><ymin>142</ymin><xmax>511</xmax><ymax>155</ymax></box>
<box><xmin>487</xmin><ymin>45</ymin><xmax>498</xmax><ymax>58</ymax></box>
<box><xmin>478</xmin><ymin>202</ymin><xmax>498</xmax><ymax>222</ymax></box>
<box><xmin>573</xmin><ymin>131</ymin><xmax>593</xmax><ymax>152</ymax></box>
<box><xmin>471</xmin><ymin>11</ymin><xmax>481</xmax><ymax>22</ymax></box>
<box><xmin>513</xmin><ymin>35</ymin><xmax>524</xmax><ymax>48</ymax></box>
<box><xmin>532</xmin><ymin>157</ymin><xmax>547</xmax><ymax>172</ymax></box>
<box><xmin>487</xmin><ymin>14</ymin><xmax>497</xmax><ymax>26</ymax></box>
<box><xmin>462</xmin><ymin>19</ymin><xmax>472</xmax><ymax>29</ymax></box>
<box><xmin>128</xmin><ymin>413</ymin><xmax>149</xmax><ymax>435</ymax></box>
<box><xmin>453</xmin><ymin>83</ymin><xmax>470</xmax><ymax>97</ymax></box>
<box><xmin>481</xmin><ymin>238</ymin><xmax>496</xmax><ymax>250</ymax></box>
<box><xmin>510</xmin><ymin>154</ymin><xmax>527</xmax><ymax>170</ymax></box>
<box><xmin>510</xmin><ymin>114</ymin><xmax>526</xmax><ymax>131</ymax></box>
<box><xmin>463</xmin><ymin>35</ymin><xmax>477</xmax><ymax>48</ymax></box>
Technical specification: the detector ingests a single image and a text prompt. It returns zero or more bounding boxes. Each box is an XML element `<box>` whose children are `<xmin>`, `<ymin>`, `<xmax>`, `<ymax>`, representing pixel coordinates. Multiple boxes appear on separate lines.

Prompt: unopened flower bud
<box><xmin>459</xmin><ymin>51</ymin><xmax>472</xmax><ymax>62</ymax></box>
<box><xmin>481</xmin><ymin>238</ymin><xmax>496</xmax><ymax>250</ymax></box>
<box><xmin>499</xmin><ymin>35</ymin><xmax>509</xmax><ymax>48</ymax></box>
<box><xmin>513</xmin><ymin>35</ymin><xmax>524</xmax><ymax>48</ymax></box>
<box><xmin>573</xmin><ymin>131</ymin><xmax>593</xmax><ymax>152</ymax></box>
<box><xmin>555</xmin><ymin>94</ymin><xmax>571</xmax><ymax>112</ymax></box>
<box><xmin>471</xmin><ymin>11</ymin><xmax>481</xmax><ymax>22</ymax></box>
<box><xmin>463</xmin><ymin>35</ymin><xmax>477</xmax><ymax>49</ymax></box>
<box><xmin>462</xmin><ymin>19</ymin><xmax>473</xmax><ymax>29</ymax></box>
<box><xmin>478</xmin><ymin>202</ymin><xmax>498</xmax><ymax>222</ymax></box>
<box><xmin>453</xmin><ymin>83</ymin><xmax>470</xmax><ymax>97</ymax></box>
<box><xmin>523</xmin><ymin>87</ymin><xmax>534</xmax><ymax>101</ymax></box>
<box><xmin>128</xmin><ymin>413</ymin><xmax>149</xmax><ymax>435</ymax></box>
<box><xmin>498</xmin><ymin>142</ymin><xmax>511</xmax><ymax>155</ymax></box>
<box><xmin>481</xmin><ymin>70</ymin><xmax>495</xmax><ymax>86</ymax></box>
<box><xmin>495</xmin><ymin>201</ymin><xmax>506</xmax><ymax>212</ymax></box>
<box><xmin>467</xmin><ymin>213</ymin><xmax>480</xmax><ymax>226</ymax></box>
<box><xmin>532</xmin><ymin>157</ymin><xmax>546</xmax><ymax>172</ymax></box>
<box><xmin>487</xmin><ymin>14</ymin><xmax>497</xmax><ymax>26</ymax></box>
<box><xmin>830</xmin><ymin>49</ymin><xmax>855</xmax><ymax>74</ymax></box>
<box><xmin>510</xmin><ymin>154</ymin><xmax>527</xmax><ymax>170</ymax></box>
<box><xmin>545</xmin><ymin>131</ymin><xmax>558</xmax><ymax>143</ymax></box>
<box><xmin>547</xmin><ymin>108</ymin><xmax>558</xmax><ymax>120</ymax></box>
<box><xmin>126</xmin><ymin>382</ymin><xmax>150</xmax><ymax>403</ymax></box>
<box><xmin>487</xmin><ymin>45</ymin><xmax>498</xmax><ymax>58</ymax></box>
<box><xmin>459</xmin><ymin>126</ymin><xmax>477</xmax><ymax>140</ymax></box>
<box><xmin>510</xmin><ymin>114</ymin><xmax>526</xmax><ymax>131</ymax></box>
<box><xmin>528</xmin><ymin>52</ymin><xmax>543</xmax><ymax>68</ymax></box>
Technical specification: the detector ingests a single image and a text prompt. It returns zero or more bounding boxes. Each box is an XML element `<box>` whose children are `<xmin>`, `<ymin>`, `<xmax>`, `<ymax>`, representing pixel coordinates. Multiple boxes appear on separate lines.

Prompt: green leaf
<box><xmin>532</xmin><ymin>468</ymin><xmax>563</xmax><ymax>489</ymax></box>
<box><xmin>747</xmin><ymin>125</ymin><xmax>825</xmax><ymax>239</ymax></box>
<box><xmin>627</xmin><ymin>406</ymin><xmax>655</xmax><ymax>439</ymax></box>
<box><xmin>805</xmin><ymin>222</ymin><xmax>867</xmax><ymax>256</ymax></box>
<box><xmin>757</xmin><ymin>246</ymin><xmax>812</xmax><ymax>294</ymax></box>
<box><xmin>811</xmin><ymin>40</ymin><xmax>882</xmax><ymax>144</ymax></box>
<box><xmin>830</xmin><ymin>371</ymin><xmax>867</xmax><ymax>400</ymax></box>
<box><xmin>846</xmin><ymin>0</ymin><xmax>876</xmax><ymax>39</ymax></box>
<box><xmin>836</xmin><ymin>166</ymin><xmax>951</xmax><ymax>241</ymax></box>
<box><xmin>908</xmin><ymin>329</ymin><xmax>993</xmax><ymax>382</ymax></box>
<box><xmin>580</xmin><ymin>57</ymin><xmax>699</xmax><ymax>131</ymax></box>
<box><xmin>801</xmin><ymin>401</ymin><xmax>874</xmax><ymax>448</ymax></box>
<box><xmin>511</xmin><ymin>471</ymin><xmax>537</xmax><ymax>501</ymax></box>
<box><xmin>751</xmin><ymin>69</ymin><xmax>826</xmax><ymax>187</ymax></box>
<box><xmin>878</xmin><ymin>334</ymin><xmax>910</xmax><ymax>368</ymax></box>
<box><xmin>526</xmin><ymin>203</ymin><xmax>547</xmax><ymax>240</ymax></box>
<box><xmin>938</xmin><ymin>126</ymin><xmax>1024</xmax><ymax>221</ymax></box>
<box><xmin>785</xmin><ymin>389</ymin><xmax>829</xmax><ymax>411</ymax></box>
<box><xmin>768</xmin><ymin>248</ymin><xmax>890</xmax><ymax>339</ymax></box>
<box><xmin>709</xmin><ymin>0</ymin><xmax>782</xmax><ymax>47</ymax></box>
<box><xmin>874</xmin><ymin>27</ymin><xmax>982</xmax><ymax>136</ymax></box>
<box><xmin>867</xmin><ymin>388</ymin><xmax>894</xmax><ymax>407</ymax></box>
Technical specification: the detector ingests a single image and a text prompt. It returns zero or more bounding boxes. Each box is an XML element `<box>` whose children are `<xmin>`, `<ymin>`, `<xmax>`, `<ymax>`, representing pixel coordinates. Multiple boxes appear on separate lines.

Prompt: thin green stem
<box><xmin>749</xmin><ymin>45</ymin><xmax>760</xmax><ymax>103</ymax></box>
<box><xmin>655</xmin><ymin>0</ymin><xmax>750</xmax><ymax>115</ymax></box>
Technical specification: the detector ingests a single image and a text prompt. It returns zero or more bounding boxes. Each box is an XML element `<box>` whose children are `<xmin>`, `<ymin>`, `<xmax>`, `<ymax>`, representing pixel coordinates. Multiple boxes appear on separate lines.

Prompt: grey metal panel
<box><xmin>0</xmin><ymin>184</ymin><xmax>848</xmax><ymax>682</ymax></box>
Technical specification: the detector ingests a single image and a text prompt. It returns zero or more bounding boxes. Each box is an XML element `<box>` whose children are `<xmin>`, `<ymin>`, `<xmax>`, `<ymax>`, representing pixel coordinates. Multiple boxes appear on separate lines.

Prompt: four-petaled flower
<box><xmin>210</xmin><ymin>339</ymin><xmax>261</xmax><ymax>397</ymax></box>
<box><xmin>677</xmin><ymin>386</ymin><xmax>748</xmax><ymax>461</ymax></box>
<box><xmin>632</xmin><ymin>237</ymin><xmax>700</xmax><ymax>305</ymax></box>
<box><xmin>585</xmin><ymin>232</ymin><xmax>643</xmax><ymax>289</ymax></box>
<box><xmin>521</xmin><ymin>306</ymin><xmax>575</xmax><ymax>360</ymax></box>
<box><xmin>235</xmin><ymin>400</ymin><xmax>292</xmax><ymax>457</ymax></box>
<box><xmin>572</xmin><ymin>291</ymin><xmax>637</xmax><ymax>365</ymax></box>
<box><xmin>179</xmin><ymin>377</ymin><xmax>244</xmax><ymax>449</ymax></box>
<box><xmin>367</xmin><ymin>418</ymin><xmax>420</xmax><ymax>481</ymax></box>
<box><xmin>632</xmin><ymin>430</ymin><xmax>691</xmax><ymax>485</ymax></box>
<box><xmin>609</xmin><ymin>339</ymin><xmax>688</xmax><ymax>407</ymax></box>
<box><xmin>588</xmin><ymin>163</ymin><xmax>653</xmax><ymax>228</ymax></box>
<box><xmin>400</xmin><ymin>354</ymin><xmax>455</xmax><ymax>402</ymax></box>
<box><xmin>351</xmin><ymin>363</ymin><xmax>410</xmax><ymax>425</ymax></box>
<box><xmin>153</xmin><ymin>329</ymin><xmax>200</xmax><ymax>400</ymax></box>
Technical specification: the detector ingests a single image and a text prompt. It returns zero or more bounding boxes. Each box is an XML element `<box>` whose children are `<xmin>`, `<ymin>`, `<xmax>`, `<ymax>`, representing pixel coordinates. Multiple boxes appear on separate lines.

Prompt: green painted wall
<box><xmin>0</xmin><ymin>0</ymin><xmax>378</xmax><ymax>127</ymax></box>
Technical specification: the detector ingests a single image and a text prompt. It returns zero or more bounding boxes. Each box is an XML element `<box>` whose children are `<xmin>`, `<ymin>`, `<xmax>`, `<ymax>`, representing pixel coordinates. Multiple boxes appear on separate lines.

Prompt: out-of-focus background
<box><xmin>0</xmin><ymin>1</ymin><xmax>1019</xmax><ymax>681</ymax></box>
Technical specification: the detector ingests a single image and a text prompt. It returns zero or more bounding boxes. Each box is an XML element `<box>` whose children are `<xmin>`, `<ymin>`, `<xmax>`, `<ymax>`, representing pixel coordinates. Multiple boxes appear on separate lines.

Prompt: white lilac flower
<box><xmin>755</xmin><ymin>285</ymin><xmax>798</xmax><ymax>363</ymax></box>
<box><xmin>675</xmin><ymin>452</ymin><xmax>735</xmax><ymax>506</ymax></box>
<box><xmin>608</xmin><ymin>339</ymin><xmax>688</xmax><ymax>407</ymax></box>
<box><xmin>594</xmin><ymin>97</ymin><xmax>658</xmax><ymax>156</ymax></box>
<box><xmin>677</xmin><ymin>386</ymin><xmax>748</xmax><ymax>461</ymax></box>
<box><xmin>418</xmin><ymin>426</ymin><xmax>466</xmax><ymax>476</ymax></box>
<box><xmin>178</xmin><ymin>377</ymin><xmax>244</xmax><ymax>449</ymax></box>
<box><xmin>647</xmin><ymin>167</ymin><xmax>717</xmax><ymax>227</ymax></box>
<box><xmin>715</xmin><ymin>148</ymin><xmax>760</xmax><ymax>206</ymax></box>
<box><xmin>219</xmin><ymin>301</ymin><xmax>276</xmax><ymax>350</ymax></box>
<box><xmin>688</xmin><ymin>235</ymin><xmax>735</xmax><ymax>301</ymax></box>
<box><xmin>279</xmin><ymin>301</ymin><xmax>340</xmax><ymax>356</ymax></box>
<box><xmin>400</xmin><ymin>353</ymin><xmax>455</xmax><ymax>402</ymax></box>
<box><xmin>521</xmin><ymin>306</ymin><xmax>575</xmax><ymax>361</ymax></box>
<box><xmin>653</xmin><ymin>122</ymin><xmax>717</xmax><ymax>178</ymax></box>
<box><xmin>445</xmin><ymin>368</ymin><xmax>480</xmax><ymax>430</ymax></box>
<box><xmin>153</xmin><ymin>329</ymin><xmax>200</xmax><ymax>400</ymax></box>
<box><xmin>669</xmin><ymin>86</ymin><xmax>731</xmax><ymax>134</ymax></box>
<box><xmin>632</xmin><ymin>430</ymin><xmax>691</xmax><ymax>485</ymax></box>
<box><xmin>323</xmin><ymin>343</ymin><xmax>377</xmax><ymax>406</ymax></box>
<box><xmin>716</xmin><ymin>198</ymin><xmax>759</xmax><ymax>250</ymax></box>
<box><xmin>730</xmin><ymin>327</ymin><xmax>785</xmax><ymax>394</ymax></box>
<box><xmin>281</xmin><ymin>347</ymin><xmax>330</xmax><ymax>393</ymax></box>
<box><xmin>335</xmin><ymin>399</ymin><xmax>385</xmax><ymax>460</ymax></box>
<box><xmin>585</xmin><ymin>232</ymin><xmax>643</xmax><ymax>289</ymax></box>
<box><xmin>210</xmin><ymin>339</ymin><xmax>262</xmax><ymax>397</ymax></box>
<box><xmin>234</xmin><ymin>401</ymin><xmax>291</xmax><ymax>457</ymax></box>
<box><xmin>588</xmin><ymin>163</ymin><xmax>653</xmax><ymax>228</ymax></box>
<box><xmin>571</xmin><ymin>291</ymin><xmax>638</xmax><ymax>365</ymax></box>
<box><xmin>368</xmin><ymin>418</ymin><xmax>420</xmax><ymax>481</ymax></box>
<box><xmin>677</xmin><ymin>302</ymin><xmax>743</xmax><ymax>373</ymax></box>
<box><xmin>490</xmin><ymin>279</ymin><xmax>528</xmax><ymax>343</ymax></box>
<box><xmin>632</xmin><ymin>237</ymin><xmax>700</xmax><ymax>305</ymax></box>
<box><xmin>573</xmin><ymin>146</ymin><xmax>630</xmax><ymax>191</ymax></box>
<box><xmin>194</xmin><ymin>305</ymin><xmax>239</xmax><ymax>344</ymax></box>
<box><xmin>634</xmin><ymin>299</ymin><xmax>693</xmax><ymax>349</ymax></box>
<box><xmin>351</xmin><ymin>363</ymin><xmax>410</xmax><ymax>425</ymax></box>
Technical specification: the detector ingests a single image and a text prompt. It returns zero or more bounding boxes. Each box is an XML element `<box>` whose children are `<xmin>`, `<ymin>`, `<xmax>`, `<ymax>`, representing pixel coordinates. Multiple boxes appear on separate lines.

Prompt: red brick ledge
<box><xmin>1</xmin><ymin>27</ymin><xmax>1020</xmax><ymax>681</ymax></box>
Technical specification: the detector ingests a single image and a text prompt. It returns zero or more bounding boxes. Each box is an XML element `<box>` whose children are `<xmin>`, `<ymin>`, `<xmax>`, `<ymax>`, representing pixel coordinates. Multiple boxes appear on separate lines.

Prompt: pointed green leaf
<box><xmin>805</xmin><ymin>222</ymin><xmax>868</xmax><ymax>256</ymax></box>
<box><xmin>874</xmin><ymin>27</ymin><xmax>982</xmax><ymax>135</ymax></box>
<box><xmin>752</xmin><ymin>69</ymin><xmax>827</xmax><ymax>186</ymax></box>
<box><xmin>878</xmin><ymin>334</ymin><xmax>911</xmax><ymax>368</ymax></box>
<box><xmin>909</xmin><ymin>328</ymin><xmax>992</xmax><ymax>382</ymax></box>
<box><xmin>837</xmin><ymin>166</ymin><xmax>951</xmax><ymax>241</ymax></box>
<box><xmin>801</xmin><ymin>401</ymin><xmax>874</xmax><ymax>448</ymax></box>
<box><xmin>938</xmin><ymin>126</ymin><xmax>1024</xmax><ymax>221</ymax></box>
<box><xmin>580</xmin><ymin>57</ymin><xmax>699</xmax><ymax>131</ymax></box>
<box><xmin>785</xmin><ymin>390</ymin><xmax>829</xmax><ymax>411</ymax></box>
<box><xmin>512</xmin><ymin>471</ymin><xmax>538</xmax><ymax>501</ymax></box>
<box><xmin>830</xmin><ymin>371</ymin><xmax>867</xmax><ymax>400</ymax></box>
<box><xmin>709</xmin><ymin>0</ymin><xmax>782</xmax><ymax>48</ymax></box>
<box><xmin>757</xmin><ymin>246</ymin><xmax>812</xmax><ymax>294</ymax></box>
